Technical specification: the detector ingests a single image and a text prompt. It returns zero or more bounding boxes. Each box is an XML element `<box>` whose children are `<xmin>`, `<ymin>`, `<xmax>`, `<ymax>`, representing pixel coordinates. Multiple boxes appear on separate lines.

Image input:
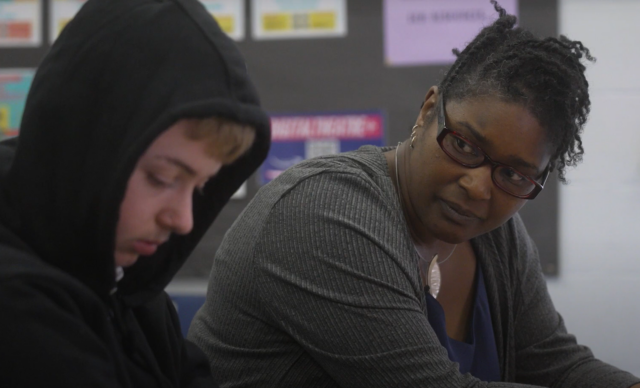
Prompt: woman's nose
<box><xmin>459</xmin><ymin>164</ymin><xmax>493</xmax><ymax>200</ymax></box>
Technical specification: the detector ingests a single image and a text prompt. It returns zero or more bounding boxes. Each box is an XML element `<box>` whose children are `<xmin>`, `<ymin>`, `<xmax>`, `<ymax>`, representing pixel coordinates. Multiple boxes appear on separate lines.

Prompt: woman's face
<box><xmin>404</xmin><ymin>87</ymin><xmax>553</xmax><ymax>244</ymax></box>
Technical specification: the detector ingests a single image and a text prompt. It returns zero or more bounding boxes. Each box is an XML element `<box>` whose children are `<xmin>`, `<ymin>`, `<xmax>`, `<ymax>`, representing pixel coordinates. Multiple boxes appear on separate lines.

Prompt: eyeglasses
<box><xmin>436</xmin><ymin>93</ymin><xmax>549</xmax><ymax>200</ymax></box>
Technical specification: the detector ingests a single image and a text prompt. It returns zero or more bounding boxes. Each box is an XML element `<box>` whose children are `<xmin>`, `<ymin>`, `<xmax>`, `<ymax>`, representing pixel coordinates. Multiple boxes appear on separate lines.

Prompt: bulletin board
<box><xmin>183</xmin><ymin>0</ymin><xmax>560</xmax><ymax>277</ymax></box>
<box><xmin>0</xmin><ymin>0</ymin><xmax>561</xmax><ymax>277</ymax></box>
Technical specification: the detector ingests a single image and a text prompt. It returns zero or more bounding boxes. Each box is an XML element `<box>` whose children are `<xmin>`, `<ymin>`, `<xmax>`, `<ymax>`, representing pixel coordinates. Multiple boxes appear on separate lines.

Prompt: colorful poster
<box><xmin>201</xmin><ymin>0</ymin><xmax>245</xmax><ymax>41</ymax></box>
<box><xmin>49</xmin><ymin>0</ymin><xmax>85</xmax><ymax>44</ymax></box>
<box><xmin>384</xmin><ymin>0</ymin><xmax>518</xmax><ymax>66</ymax></box>
<box><xmin>0</xmin><ymin>0</ymin><xmax>41</xmax><ymax>47</ymax></box>
<box><xmin>251</xmin><ymin>0</ymin><xmax>347</xmax><ymax>40</ymax></box>
<box><xmin>260</xmin><ymin>111</ymin><xmax>385</xmax><ymax>184</ymax></box>
<box><xmin>0</xmin><ymin>69</ymin><xmax>34</xmax><ymax>140</ymax></box>
<box><xmin>51</xmin><ymin>1</ymin><xmax>243</xmax><ymax>43</ymax></box>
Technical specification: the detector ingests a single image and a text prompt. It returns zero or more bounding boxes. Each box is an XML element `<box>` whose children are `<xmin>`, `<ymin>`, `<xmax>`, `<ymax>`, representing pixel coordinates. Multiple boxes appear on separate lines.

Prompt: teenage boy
<box><xmin>0</xmin><ymin>0</ymin><xmax>270</xmax><ymax>386</ymax></box>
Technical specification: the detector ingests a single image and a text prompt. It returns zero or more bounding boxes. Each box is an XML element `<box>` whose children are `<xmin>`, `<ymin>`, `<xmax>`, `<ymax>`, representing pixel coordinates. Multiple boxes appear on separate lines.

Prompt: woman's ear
<box><xmin>417</xmin><ymin>86</ymin><xmax>439</xmax><ymax>127</ymax></box>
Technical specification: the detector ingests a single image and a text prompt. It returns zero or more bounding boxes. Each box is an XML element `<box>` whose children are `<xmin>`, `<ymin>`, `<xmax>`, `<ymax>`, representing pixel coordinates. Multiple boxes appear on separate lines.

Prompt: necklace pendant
<box><xmin>427</xmin><ymin>254</ymin><xmax>441</xmax><ymax>299</ymax></box>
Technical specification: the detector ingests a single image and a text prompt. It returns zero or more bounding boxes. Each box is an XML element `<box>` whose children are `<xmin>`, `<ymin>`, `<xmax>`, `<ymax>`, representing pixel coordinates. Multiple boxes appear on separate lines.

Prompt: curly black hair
<box><xmin>436</xmin><ymin>0</ymin><xmax>594</xmax><ymax>183</ymax></box>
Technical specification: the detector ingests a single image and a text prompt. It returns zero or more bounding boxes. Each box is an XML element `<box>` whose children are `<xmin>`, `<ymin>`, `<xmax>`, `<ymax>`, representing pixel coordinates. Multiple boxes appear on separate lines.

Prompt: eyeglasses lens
<box><xmin>441</xmin><ymin>132</ymin><xmax>535</xmax><ymax>197</ymax></box>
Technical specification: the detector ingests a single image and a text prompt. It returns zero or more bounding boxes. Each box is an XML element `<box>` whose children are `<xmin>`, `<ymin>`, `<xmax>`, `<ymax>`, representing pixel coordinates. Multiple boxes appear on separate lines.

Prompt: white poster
<box><xmin>49</xmin><ymin>0</ymin><xmax>85</xmax><ymax>44</ymax></box>
<box><xmin>384</xmin><ymin>0</ymin><xmax>518</xmax><ymax>66</ymax></box>
<box><xmin>200</xmin><ymin>0</ymin><xmax>245</xmax><ymax>41</ymax></box>
<box><xmin>0</xmin><ymin>0</ymin><xmax>41</xmax><ymax>47</ymax></box>
<box><xmin>251</xmin><ymin>0</ymin><xmax>347</xmax><ymax>40</ymax></box>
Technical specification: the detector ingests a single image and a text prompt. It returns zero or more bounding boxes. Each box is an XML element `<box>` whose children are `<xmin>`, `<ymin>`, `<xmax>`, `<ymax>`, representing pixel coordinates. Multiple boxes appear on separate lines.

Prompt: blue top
<box><xmin>424</xmin><ymin>265</ymin><xmax>501</xmax><ymax>382</ymax></box>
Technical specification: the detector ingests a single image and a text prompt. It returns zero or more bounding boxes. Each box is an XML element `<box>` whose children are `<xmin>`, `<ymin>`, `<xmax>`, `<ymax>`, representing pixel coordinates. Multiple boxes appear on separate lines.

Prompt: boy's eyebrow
<box><xmin>154</xmin><ymin>156</ymin><xmax>196</xmax><ymax>176</ymax></box>
<box><xmin>454</xmin><ymin>120</ymin><xmax>540</xmax><ymax>174</ymax></box>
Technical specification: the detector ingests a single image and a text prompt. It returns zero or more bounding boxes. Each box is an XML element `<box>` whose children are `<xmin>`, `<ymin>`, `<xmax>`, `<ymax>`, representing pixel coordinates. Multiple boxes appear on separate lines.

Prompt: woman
<box><xmin>0</xmin><ymin>0</ymin><xmax>270</xmax><ymax>386</ymax></box>
<box><xmin>189</xmin><ymin>2</ymin><xmax>639</xmax><ymax>387</ymax></box>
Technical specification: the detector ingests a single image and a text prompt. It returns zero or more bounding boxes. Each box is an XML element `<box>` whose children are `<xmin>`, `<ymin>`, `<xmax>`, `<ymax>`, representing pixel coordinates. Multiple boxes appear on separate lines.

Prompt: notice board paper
<box><xmin>201</xmin><ymin>0</ymin><xmax>245</xmax><ymax>41</ymax></box>
<box><xmin>0</xmin><ymin>69</ymin><xmax>35</xmax><ymax>140</ymax></box>
<box><xmin>51</xmin><ymin>1</ymin><xmax>244</xmax><ymax>43</ymax></box>
<box><xmin>384</xmin><ymin>0</ymin><xmax>518</xmax><ymax>66</ymax></box>
<box><xmin>261</xmin><ymin>111</ymin><xmax>385</xmax><ymax>184</ymax></box>
<box><xmin>0</xmin><ymin>0</ymin><xmax>41</xmax><ymax>47</ymax></box>
<box><xmin>49</xmin><ymin>0</ymin><xmax>85</xmax><ymax>44</ymax></box>
<box><xmin>252</xmin><ymin>0</ymin><xmax>347</xmax><ymax>40</ymax></box>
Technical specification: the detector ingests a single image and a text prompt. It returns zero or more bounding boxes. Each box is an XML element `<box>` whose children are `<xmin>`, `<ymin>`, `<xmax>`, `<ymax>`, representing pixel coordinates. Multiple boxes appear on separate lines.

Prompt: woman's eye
<box><xmin>502</xmin><ymin>168</ymin><xmax>525</xmax><ymax>183</ymax></box>
<box><xmin>455</xmin><ymin>138</ymin><xmax>476</xmax><ymax>155</ymax></box>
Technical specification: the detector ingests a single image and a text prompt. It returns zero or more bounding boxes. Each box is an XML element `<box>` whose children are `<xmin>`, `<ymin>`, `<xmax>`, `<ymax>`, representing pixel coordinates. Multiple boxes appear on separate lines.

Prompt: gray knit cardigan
<box><xmin>189</xmin><ymin>146</ymin><xmax>639</xmax><ymax>388</ymax></box>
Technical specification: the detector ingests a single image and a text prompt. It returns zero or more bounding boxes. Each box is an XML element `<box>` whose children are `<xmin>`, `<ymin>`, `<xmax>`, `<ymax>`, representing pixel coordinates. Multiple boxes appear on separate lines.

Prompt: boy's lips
<box><xmin>133</xmin><ymin>239</ymin><xmax>165</xmax><ymax>256</ymax></box>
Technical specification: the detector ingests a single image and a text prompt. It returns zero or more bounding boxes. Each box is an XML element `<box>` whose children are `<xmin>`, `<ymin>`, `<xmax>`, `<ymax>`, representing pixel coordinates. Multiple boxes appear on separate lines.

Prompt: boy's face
<box><xmin>115</xmin><ymin>120</ymin><xmax>223</xmax><ymax>267</ymax></box>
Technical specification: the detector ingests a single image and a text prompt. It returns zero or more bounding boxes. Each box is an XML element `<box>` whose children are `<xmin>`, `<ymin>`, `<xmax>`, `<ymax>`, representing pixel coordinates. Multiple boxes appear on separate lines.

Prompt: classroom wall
<box><xmin>179</xmin><ymin>0</ymin><xmax>562</xmax><ymax>278</ymax></box>
<box><xmin>546</xmin><ymin>0</ymin><xmax>640</xmax><ymax>376</ymax></box>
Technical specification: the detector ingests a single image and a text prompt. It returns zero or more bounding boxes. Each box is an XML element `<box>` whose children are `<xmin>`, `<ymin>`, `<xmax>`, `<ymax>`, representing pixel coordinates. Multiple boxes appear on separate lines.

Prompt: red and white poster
<box><xmin>261</xmin><ymin>111</ymin><xmax>385</xmax><ymax>183</ymax></box>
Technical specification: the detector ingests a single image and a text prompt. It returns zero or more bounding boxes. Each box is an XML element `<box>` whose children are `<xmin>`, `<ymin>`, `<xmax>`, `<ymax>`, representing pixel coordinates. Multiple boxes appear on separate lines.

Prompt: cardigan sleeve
<box><xmin>254</xmin><ymin>171</ymin><xmax>544</xmax><ymax>388</ymax></box>
<box><xmin>508</xmin><ymin>216</ymin><xmax>640</xmax><ymax>388</ymax></box>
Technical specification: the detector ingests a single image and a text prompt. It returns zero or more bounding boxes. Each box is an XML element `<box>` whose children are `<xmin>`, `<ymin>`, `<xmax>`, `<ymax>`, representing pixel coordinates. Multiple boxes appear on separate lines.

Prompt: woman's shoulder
<box><xmin>230</xmin><ymin>146</ymin><xmax>402</xmax><ymax>255</ymax></box>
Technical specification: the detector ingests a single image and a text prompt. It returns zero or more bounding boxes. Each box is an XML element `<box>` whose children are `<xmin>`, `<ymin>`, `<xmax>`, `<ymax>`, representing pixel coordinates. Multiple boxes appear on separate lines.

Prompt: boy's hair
<box><xmin>183</xmin><ymin>117</ymin><xmax>256</xmax><ymax>164</ymax></box>
<box><xmin>436</xmin><ymin>0</ymin><xmax>594</xmax><ymax>183</ymax></box>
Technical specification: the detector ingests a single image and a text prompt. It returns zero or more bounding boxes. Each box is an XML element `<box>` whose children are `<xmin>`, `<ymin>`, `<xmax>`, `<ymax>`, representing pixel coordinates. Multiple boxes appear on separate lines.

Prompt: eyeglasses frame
<box><xmin>435</xmin><ymin>92</ymin><xmax>550</xmax><ymax>200</ymax></box>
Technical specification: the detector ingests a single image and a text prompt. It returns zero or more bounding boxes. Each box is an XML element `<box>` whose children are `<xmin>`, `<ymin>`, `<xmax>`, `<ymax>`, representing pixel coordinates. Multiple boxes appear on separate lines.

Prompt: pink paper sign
<box><xmin>384</xmin><ymin>0</ymin><xmax>518</xmax><ymax>66</ymax></box>
<box><xmin>271</xmin><ymin>114</ymin><xmax>383</xmax><ymax>141</ymax></box>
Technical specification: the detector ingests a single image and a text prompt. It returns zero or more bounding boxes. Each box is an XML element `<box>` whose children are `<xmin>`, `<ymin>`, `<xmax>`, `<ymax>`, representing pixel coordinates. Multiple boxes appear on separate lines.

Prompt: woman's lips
<box><xmin>440</xmin><ymin>199</ymin><xmax>481</xmax><ymax>224</ymax></box>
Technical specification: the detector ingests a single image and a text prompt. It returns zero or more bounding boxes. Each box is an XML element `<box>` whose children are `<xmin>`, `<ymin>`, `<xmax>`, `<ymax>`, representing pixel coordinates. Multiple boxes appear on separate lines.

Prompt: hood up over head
<box><xmin>0</xmin><ymin>0</ymin><xmax>270</xmax><ymax>306</ymax></box>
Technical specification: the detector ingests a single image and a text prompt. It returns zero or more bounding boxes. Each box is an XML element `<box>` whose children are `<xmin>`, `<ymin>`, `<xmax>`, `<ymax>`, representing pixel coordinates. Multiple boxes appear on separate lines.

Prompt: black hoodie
<box><xmin>0</xmin><ymin>0</ymin><xmax>270</xmax><ymax>386</ymax></box>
